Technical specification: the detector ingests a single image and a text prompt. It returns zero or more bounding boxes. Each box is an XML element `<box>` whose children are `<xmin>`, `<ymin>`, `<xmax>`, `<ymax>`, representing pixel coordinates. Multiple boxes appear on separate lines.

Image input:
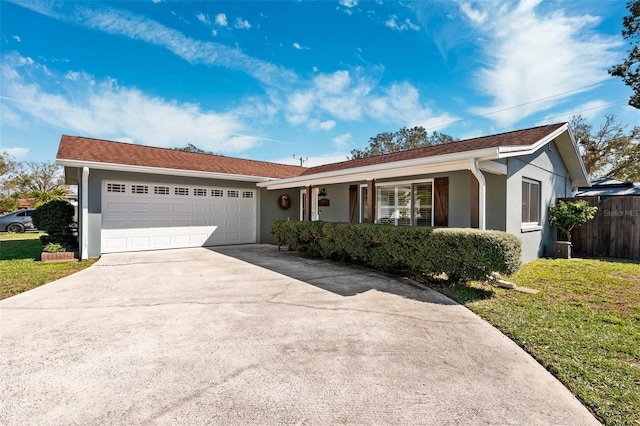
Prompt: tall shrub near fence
<box><xmin>271</xmin><ymin>221</ymin><xmax>521</xmax><ymax>282</ymax></box>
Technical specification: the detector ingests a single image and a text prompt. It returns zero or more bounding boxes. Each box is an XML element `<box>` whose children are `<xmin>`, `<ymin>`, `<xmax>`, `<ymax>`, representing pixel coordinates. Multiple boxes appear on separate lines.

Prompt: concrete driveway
<box><xmin>1</xmin><ymin>245</ymin><xmax>599</xmax><ymax>425</ymax></box>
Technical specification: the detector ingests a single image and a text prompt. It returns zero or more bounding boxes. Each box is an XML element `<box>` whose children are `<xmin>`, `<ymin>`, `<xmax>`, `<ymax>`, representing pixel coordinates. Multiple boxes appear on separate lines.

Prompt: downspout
<box><xmin>469</xmin><ymin>158</ymin><xmax>486</xmax><ymax>230</ymax></box>
<box><xmin>81</xmin><ymin>167</ymin><xmax>89</xmax><ymax>260</ymax></box>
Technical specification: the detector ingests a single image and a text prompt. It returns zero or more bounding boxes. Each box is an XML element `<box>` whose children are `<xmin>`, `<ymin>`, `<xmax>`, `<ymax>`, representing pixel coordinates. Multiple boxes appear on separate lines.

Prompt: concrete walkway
<box><xmin>0</xmin><ymin>245</ymin><xmax>600</xmax><ymax>425</ymax></box>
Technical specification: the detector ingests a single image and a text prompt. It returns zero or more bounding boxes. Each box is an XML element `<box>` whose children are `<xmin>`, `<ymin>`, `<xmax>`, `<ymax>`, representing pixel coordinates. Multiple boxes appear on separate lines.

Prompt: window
<box><xmin>174</xmin><ymin>187</ymin><xmax>189</xmax><ymax>196</ymax></box>
<box><xmin>522</xmin><ymin>179</ymin><xmax>540</xmax><ymax>224</ymax></box>
<box><xmin>242</xmin><ymin>191</ymin><xmax>254</xmax><ymax>199</ymax></box>
<box><xmin>194</xmin><ymin>188</ymin><xmax>207</xmax><ymax>197</ymax></box>
<box><xmin>106</xmin><ymin>183</ymin><xmax>126</xmax><ymax>193</ymax></box>
<box><xmin>131</xmin><ymin>185</ymin><xmax>149</xmax><ymax>194</ymax></box>
<box><xmin>227</xmin><ymin>190</ymin><xmax>239</xmax><ymax>198</ymax></box>
<box><xmin>154</xmin><ymin>186</ymin><xmax>170</xmax><ymax>195</ymax></box>
<box><xmin>365</xmin><ymin>181</ymin><xmax>433</xmax><ymax>226</ymax></box>
<box><xmin>211</xmin><ymin>189</ymin><xmax>224</xmax><ymax>197</ymax></box>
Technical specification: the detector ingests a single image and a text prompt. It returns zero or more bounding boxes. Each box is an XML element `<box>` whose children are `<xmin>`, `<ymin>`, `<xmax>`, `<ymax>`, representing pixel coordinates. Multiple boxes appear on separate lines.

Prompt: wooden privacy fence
<box><xmin>558</xmin><ymin>196</ymin><xmax>640</xmax><ymax>261</ymax></box>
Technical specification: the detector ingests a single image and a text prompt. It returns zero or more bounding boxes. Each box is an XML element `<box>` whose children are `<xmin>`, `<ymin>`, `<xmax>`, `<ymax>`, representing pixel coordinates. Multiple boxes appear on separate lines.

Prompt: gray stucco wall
<box><xmin>259</xmin><ymin>188</ymin><xmax>301</xmax><ymax>244</ymax></box>
<box><xmin>505</xmin><ymin>141</ymin><xmax>573</xmax><ymax>263</ymax></box>
<box><xmin>485</xmin><ymin>172</ymin><xmax>507</xmax><ymax>232</ymax></box>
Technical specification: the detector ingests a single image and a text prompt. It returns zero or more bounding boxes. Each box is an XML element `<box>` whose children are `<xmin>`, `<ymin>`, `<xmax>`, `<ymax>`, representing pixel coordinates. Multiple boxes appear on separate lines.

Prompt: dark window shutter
<box><xmin>349</xmin><ymin>185</ymin><xmax>358</xmax><ymax>222</ymax></box>
<box><xmin>434</xmin><ymin>177</ymin><xmax>449</xmax><ymax>227</ymax></box>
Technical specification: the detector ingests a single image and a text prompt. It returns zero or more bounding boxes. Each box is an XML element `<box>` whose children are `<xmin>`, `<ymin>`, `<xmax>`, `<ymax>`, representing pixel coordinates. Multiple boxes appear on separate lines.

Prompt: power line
<box><xmin>423</xmin><ymin>80</ymin><xmax>620</xmax><ymax>132</ymax></box>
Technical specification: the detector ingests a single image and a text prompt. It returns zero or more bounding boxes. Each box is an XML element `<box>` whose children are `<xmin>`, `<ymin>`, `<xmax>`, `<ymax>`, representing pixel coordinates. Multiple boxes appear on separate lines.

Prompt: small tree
<box><xmin>548</xmin><ymin>200</ymin><xmax>598</xmax><ymax>243</ymax></box>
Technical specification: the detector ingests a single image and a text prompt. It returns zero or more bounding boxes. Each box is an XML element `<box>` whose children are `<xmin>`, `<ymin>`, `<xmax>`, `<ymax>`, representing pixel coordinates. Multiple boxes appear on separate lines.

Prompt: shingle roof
<box><xmin>57</xmin><ymin>123</ymin><xmax>568</xmax><ymax>181</ymax></box>
<box><xmin>301</xmin><ymin>123</ymin><xmax>567</xmax><ymax>176</ymax></box>
<box><xmin>56</xmin><ymin>135</ymin><xmax>306</xmax><ymax>179</ymax></box>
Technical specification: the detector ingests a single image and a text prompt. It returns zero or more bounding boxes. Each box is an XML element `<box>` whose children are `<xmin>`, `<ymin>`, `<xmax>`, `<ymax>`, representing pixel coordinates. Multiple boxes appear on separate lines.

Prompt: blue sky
<box><xmin>1</xmin><ymin>0</ymin><xmax>637</xmax><ymax>167</ymax></box>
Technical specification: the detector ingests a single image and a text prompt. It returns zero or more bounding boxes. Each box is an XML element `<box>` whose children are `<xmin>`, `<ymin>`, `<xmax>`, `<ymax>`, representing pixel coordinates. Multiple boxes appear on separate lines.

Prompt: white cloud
<box><xmin>283</xmin><ymin>70</ymin><xmax>455</xmax><ymax>131</ymax></box>
<box><xmin>235</xmin><ymin>18</ymin><xmax>251</xmax><ymax>30</ymax></box>
<box><xmin>307</xmin><ymin>119</ymin><xmax>336</xmax><ymax>131</ymax></box>
<box><xmin>339</xmin><ymin>0</ymin><xmax>358</xmax><ymax>7</ymax></box>
<box><xmin>211</xmin><ymin>29</ymin><xmax>217</xmax><ymax>36</ymax></box>
<box><xmin>196</xmin><ymin>12</ymin><xmax>210</xmax><ymax>26</ymax></box>
<box><xmin>466</xmin><ymin>0</ymin><xmax>622</xmax><ymax>126</ymax></box>
<box><xmin>12</xmin><ymin>35</ymin><xmax>21</xmax><ymax>42</ymax></box>
<box><xmin>215</xmin><ymin>13</ymin><xmax>227</xmax><ymax>26</ymax></box>
<box><xmin>385</xmin><ymin>15</ymin><xmax>420</xmax><ymax>31</ymax></box>
<box><xmin>367</xmin><ymin>82</ymin><xmax>458</xmax><ymax>129</ymax></box>
<box><xmin>65</xmin><ymin>71</ymin><xmax>80</xmax><ymax>81</ymax></box>
<box><xmin>1</xmin><ymin>147</ymin><xmax>29</xmax><ymax>158</ymax></box>
<box><xmin>13</xmin><ymin>3</ymin><xmax>296</xmax><ymax>88</ymax></box>
<box><xmin>0</xmin><ymin>52</ymin><xmax>261</xmax><ymax>153</ymax></box>
<box><xmin>460</xmin><ymin>3</ymin><xmax>487</xmax><ymax>24</ymax></box>
<box><xmin>541</xmin><ymin>99</ymin><xmax>611</xmax><ymax>123</ymax></box>
<box><xmin>312</xmin><ymin>66</ymin><xmax>319</xmax><ymax>72</ymax></box>
<box><xmin>332</xmin><ymin>133</ymin><xmax>352</xmax><ymax>147</ymax></box>
<box><xmin>293</xmin><ymin>42</ymin><xmax>309</xmax><ymax>50</ymax></box>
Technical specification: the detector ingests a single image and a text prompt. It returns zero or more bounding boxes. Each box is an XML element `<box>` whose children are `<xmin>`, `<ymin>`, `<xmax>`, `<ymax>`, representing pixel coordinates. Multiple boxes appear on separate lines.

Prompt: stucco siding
<box><xmin>506</xmin><ymin>141</ymin><xmax>573</xmax><ymax>263</ymax></box>
<box><xmin>485</xmin><ymin>173</ymin><xmax>507</xmax><ymax>231</ymax></box>
<box><xmin>259</xmin><ymin>188</ymin><xmax>301</xmax><ymax>244</ymax></box>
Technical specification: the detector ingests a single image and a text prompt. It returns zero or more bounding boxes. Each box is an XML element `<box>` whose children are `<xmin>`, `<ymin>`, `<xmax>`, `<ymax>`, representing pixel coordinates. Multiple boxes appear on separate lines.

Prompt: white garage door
<box><xmin>101</xmin><ymin>181</ymin><xmax>256</xmax><ymax>253</ymax></box>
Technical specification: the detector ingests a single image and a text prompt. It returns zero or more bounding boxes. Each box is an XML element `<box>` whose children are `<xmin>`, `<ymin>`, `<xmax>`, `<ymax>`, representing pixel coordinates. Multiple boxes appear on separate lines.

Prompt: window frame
<box><xmin>359</xmin><ymin>179</ymin><xmax>434</xmax><ymax>227</ymax></box>
<box><xmin>521</xmin><ymin>178</ymin><xmax>541</xmax><ymax>228</ymax></box>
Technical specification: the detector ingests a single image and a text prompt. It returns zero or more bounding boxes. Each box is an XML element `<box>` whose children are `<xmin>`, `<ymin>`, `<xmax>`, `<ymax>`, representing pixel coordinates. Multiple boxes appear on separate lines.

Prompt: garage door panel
<box><xmin>106</xmin><ymin>201</ymin><xmax>127</xmax><ymax>212</ymax></box>
<box><xmin>153</xmin><ymin>203</ymin><xmax>171</xmax><ymax>213</ymax></box>
<box><xmin>192</xmin><ymin>203</ymin><xmax>208</xmax><ymax>214</ymax></box>
<box><xmin>173</xmin><ymin>203</ymin><xmax>190</xmax><ymax>213</ymax></box>
<box><xmin>101</xmin><ymin>181</ymin><xmax>256</xmax><ymax>254</ymax></box>
<box><xmin>130</xmin><ymin>202</ymin><xmax>151</xmax><ymax>213</ymax></box>
<box><xmin>152</xmin><ymin>219</ymin><xmax>171</xmax><ymax>227</ymax></box>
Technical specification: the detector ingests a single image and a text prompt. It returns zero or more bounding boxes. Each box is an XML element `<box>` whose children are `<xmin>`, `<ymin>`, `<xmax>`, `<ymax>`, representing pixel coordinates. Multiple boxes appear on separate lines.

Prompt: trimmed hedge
<box><xmin>270</xmin><ymin>221</ymin><xmax>521</xmax><ymax>282</ymax></box>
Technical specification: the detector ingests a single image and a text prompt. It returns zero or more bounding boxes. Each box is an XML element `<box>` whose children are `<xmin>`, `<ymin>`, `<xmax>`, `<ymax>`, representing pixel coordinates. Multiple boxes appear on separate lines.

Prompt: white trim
<box><xmin>496</xmin><ymin>124</ymin><xmax>569</xmax><ymax>157</ymax></box>
<box><xmin>521</xmin><ymin>178</ymin><xmax>541</xmax><ymax>226</ymax></box>
<box><xmin>469</xmin><ymin>159</ymin><xmax>486</xmax><ymax>230</ymax></box>
<box><xmin>478</xmin><ymin>160</ymin><xmax>507</xmax><ymax>175</ymax></box>
<box><xmin>56</xmin><ymin>159</ymin><xmax>274</xmax><ymax>183</ymax></box>
<box><xmin>81</xmin><ymin>167</ymin><xmax>89</xmax><ymax>260</ymax></box>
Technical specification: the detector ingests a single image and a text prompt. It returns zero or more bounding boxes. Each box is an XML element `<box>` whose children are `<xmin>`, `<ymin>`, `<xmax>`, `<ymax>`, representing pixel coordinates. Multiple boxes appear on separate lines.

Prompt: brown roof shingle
<box><xmin>56</xmin><ymin>135</ymin><xmax>306</xmax><ymax>179</ymax></box>
<box><xmin>301</xmin><ymin>123</ymin><xmax>566</xmax><ymax>176</ymax></box>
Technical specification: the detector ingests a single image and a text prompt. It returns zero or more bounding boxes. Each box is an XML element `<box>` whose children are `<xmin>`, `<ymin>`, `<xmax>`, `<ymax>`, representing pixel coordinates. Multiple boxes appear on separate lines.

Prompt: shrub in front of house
<box><xmin>32</xmin><ymin>200</ymin><xmax>78</xmax><ymax>250</ymax></box>
<box><xmin>270</xmin><ymin>221</ymin><xmax>521</xmax><ymax>282</ymax></box>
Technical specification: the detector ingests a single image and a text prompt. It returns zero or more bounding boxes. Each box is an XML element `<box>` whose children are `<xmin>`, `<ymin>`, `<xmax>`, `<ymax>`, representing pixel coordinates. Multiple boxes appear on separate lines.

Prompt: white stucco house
<box><xmin>56</xmin><ymin>122</ymin><xmax>589</xmax><ymax>263</ymax></box>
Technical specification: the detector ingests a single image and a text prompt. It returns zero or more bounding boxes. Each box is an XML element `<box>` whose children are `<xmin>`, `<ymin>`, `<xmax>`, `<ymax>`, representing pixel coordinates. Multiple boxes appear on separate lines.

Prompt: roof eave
<box><xmin>56</xmin><ymin>159</ymin><xmax>276</xmax><ymax>183</ymax></box>
<box><xmin>257</xmin><ymin>147</ymin><xmax>500</xmax><ymax>190</ymax></box>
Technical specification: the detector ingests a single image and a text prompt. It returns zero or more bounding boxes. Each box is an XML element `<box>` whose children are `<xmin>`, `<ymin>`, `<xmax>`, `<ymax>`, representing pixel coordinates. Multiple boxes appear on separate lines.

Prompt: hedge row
<box><xmin>270</xmin><ymin>221</ymin><xmax>521</xmax><ymax>282</ymax></box>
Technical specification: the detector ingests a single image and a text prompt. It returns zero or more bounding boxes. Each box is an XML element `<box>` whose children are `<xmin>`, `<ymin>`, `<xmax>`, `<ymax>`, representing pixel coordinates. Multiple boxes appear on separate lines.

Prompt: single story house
<box><xmin>56</xmin><ymin>122</ymin><xmax>589</xmax><ymax>263</ymax></box>
<box><xmin>575</xmin><ymin>177</ymin><xmax>640</xmax><ymax>197</ymax></box>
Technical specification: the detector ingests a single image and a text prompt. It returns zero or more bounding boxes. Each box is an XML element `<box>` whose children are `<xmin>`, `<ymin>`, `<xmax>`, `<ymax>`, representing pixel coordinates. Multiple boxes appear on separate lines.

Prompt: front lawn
<box><xmin>0</xmin><ymin>233</ymin><xmax>97</xmax><ymax>300</ymax></box>
<box><xmin>426</xmin><ymin>258</ymin><xmax>640</xmax><ymax>426</ymax></box>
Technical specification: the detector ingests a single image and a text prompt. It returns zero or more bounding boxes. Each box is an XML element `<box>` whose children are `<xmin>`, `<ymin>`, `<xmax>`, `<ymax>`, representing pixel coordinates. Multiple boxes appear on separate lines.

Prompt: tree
<box><xmin>570</xmin><ymin>114</ymin><xmax>640</xmax><ymax>181</ymax></box>
<box><xmin>172</xmin><ymin>143</ymin><xmax>217</xmax><ymax>155</ymax></box>
<box><xmin>548</xmin><ymin>200</ymin><xmax>598</xmax><ymax>242</ymax></box>
<box><xmin>609</xmin><ymin>0</ymin><xmax>640</xmax><ymax>108</ymax></box>
<box><xmin>0</xmin><ymin>160</ymin><xmax>69</xmax><ymax>210</ymax></box>
<box><xmin>349</xmin><ymin>126</ymin><xmax>457</xmax><ymax>159</ymax></box>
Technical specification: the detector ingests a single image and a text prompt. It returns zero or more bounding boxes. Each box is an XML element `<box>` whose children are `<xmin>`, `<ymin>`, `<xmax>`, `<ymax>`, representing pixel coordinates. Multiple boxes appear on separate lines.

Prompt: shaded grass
<box><xmin>425</xmin><ymin>258</ymin><xmax>640</xmax><ymax>426</ymax></box>
<box><xmin>0</xmin><ymin>233</ymin><xmax>96</xmax><ymax>300</ymax></box>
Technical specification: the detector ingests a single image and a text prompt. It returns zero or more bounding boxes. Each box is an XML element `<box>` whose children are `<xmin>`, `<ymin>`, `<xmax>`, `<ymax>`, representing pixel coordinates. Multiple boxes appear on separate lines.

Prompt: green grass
<box><xmin>425</xmin><ymin>258</ymin><xmax>640</xmax><ymax>426</ymax></box>
<box><xmin>0</xmin><ymin>233</ymin><xmax>97</xmax><ymax>300</ymax></box>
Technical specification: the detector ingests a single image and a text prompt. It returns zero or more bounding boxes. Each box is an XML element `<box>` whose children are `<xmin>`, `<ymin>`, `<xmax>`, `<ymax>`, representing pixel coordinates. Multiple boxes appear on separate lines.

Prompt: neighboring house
<box><xmin>17</xmin><ymin>198</ymin><xmax>37</xmax><ymax>210</ymax></box>
<box><xmin>56</xmin><ymin>122</ymin><xmax>589</xmax><ymax>263</ymax></box>
<box><xmin>575</xmin><ymin>177</ymin><xmax>640</xmax><ymax>197</ymax></box>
